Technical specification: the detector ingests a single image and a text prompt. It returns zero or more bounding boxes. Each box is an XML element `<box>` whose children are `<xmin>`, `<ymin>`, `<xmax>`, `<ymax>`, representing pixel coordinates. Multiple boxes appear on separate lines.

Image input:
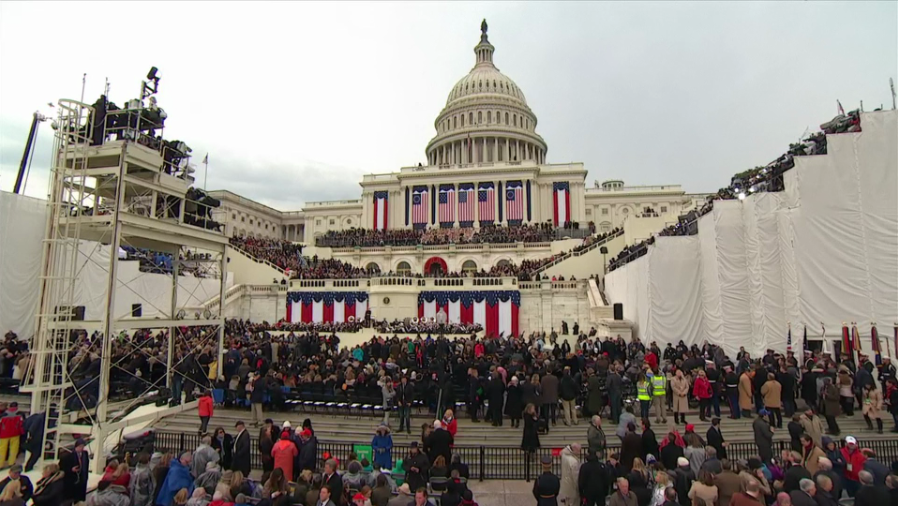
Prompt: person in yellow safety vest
<box><xmin>651</xmin><ymin>368</ymin><xmax>668</xmax><ymax>423</ymax></box>
<box><xmin>636</xmin><ymin>373</ymin><xmax>652</xmax><ymax>420</ymax></box>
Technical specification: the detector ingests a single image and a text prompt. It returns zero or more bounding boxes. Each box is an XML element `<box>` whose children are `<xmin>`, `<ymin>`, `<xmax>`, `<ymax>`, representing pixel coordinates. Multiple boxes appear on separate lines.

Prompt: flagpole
<box><xmin>203</xmin><ymin>154</ymin><xmax>209</xmax><ymax>191</ymax></box>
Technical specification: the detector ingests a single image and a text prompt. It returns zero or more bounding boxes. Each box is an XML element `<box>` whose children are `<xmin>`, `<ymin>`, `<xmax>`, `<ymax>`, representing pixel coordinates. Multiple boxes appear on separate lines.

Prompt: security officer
<box><xmin>636</xmin><ymin>374</ymin><xmax>652</xmax><ymax>421</ymax></box>
<box><xmin>651</xmin><ymin>368</ymin><xmax>667</xmax><ymax>424</ymax></box>
<box><xmin>532</xmin><ymin>455</ymin><xmax>560</xmax><ymax>506</ymax></box>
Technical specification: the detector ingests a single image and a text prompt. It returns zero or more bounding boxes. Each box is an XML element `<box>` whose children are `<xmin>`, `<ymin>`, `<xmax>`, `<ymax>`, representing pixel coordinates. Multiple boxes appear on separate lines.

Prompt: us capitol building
<box><xmin>212</xmin><ymin>21</ymin><xmax>703</xmax><ymax>273</ymax></box>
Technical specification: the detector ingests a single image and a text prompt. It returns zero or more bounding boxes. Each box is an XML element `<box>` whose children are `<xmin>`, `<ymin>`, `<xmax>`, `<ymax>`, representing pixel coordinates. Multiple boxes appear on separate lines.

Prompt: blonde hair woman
<box><xmin>521</xmin><ymin>403</ymin><xmax>541</xmax><ymax>454</ymax></box>
<box><xmin>651</xmin><ymin>471</ymin><xmax>672</xmax><ymax>506</ymax></box>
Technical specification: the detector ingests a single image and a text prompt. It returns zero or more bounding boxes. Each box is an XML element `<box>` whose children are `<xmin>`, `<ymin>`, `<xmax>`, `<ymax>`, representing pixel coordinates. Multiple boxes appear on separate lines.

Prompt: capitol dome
<box><xmin>425</xmin><ymin>20</ymin><xmax>548</xmax><ymax>166</ymax></box>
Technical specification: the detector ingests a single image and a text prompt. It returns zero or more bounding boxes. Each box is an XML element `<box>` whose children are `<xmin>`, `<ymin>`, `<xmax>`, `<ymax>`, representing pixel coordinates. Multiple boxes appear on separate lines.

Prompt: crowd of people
<box><xmin>122</xmin><ymin>247</ymin><xmax>216</xmax><ymax>278</ymax></box>
<box><xmin>315</xmin><ymin>224</ymin><xmax>562</xmax><ymax>248</ymax></box>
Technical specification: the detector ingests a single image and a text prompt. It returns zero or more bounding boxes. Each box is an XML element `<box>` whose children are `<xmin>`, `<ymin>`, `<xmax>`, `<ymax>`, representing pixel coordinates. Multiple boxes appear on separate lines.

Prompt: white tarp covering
<box><xmin>0</xmin><ymin>192</ymin><xmax>47</xmax><ymax>339</ymax></box>
<box><xmin>1</xmin><ymin>191</ymin><xmax>231</xmax><ymax>338</ymax></box>
<box><xmin>606</xmin><ymin>110</ymin><xmax>898</xmax><ymax>356</ymax></box>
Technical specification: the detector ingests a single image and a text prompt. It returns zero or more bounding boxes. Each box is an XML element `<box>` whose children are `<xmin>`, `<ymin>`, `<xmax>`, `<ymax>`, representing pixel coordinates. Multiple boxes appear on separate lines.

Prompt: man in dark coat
<box><xmin>425</xmin><ymin>421</ymin><xmax>453</xmax><ymax>465</ymax></box>
<box><xmin>706</xmin><ymin>417</ymin><xmax>728</xmax><ymax>460</ymax></box>
<box><xmin>298</xmin><ymin>429</ymin><xmax>318</xmax><ymax>471</ymax></box>
<box><xmin>232</xmin><ymin>421</ymin><xmax>251</xmax><ymax>476</ymax></box>
<box><xmin>578</xmin><ymin>453</ymin><xmax>609</xmax><ymax>506</ymax></box>
<box><xmin>540</xmin><ymin>370</ymin><xmax>560</xmax><ymax>426</ymax></box>
<box><xmin>619</xmin><ymin>422</ymin><xmax>642</xmax><ymax>472</ymax></box>
<box><xmin>607</xmin><ymin>368</ymin><xmax>624</xmax><ymax>424</ymax></box>
<box><xmin>322</xmin><ymin>458</ymin><xmax>344</xmax><ymax>506</ymax></box>
<box><xmin>59</xmin><ymin>438</ymin><xmax>89</xmax><ymax>503</ymax></box>
<box><xmin>532</xmin><ymin>456</ymin><xmax>560</xmax><ymax>506</ymax></box>
<box><xmin>0</xmin><ymin>465</ymin><xmax>33</xmax><ymax>502</ymax></box>
<box><xmin>401</xmin><ymin>443</ymin><xmax>430</xmax><ymax>493</ymax></box>
<box><xmin>753</xmin><ymin>410</ymin><xmax>774</xmax><ymax>463</ymax></box>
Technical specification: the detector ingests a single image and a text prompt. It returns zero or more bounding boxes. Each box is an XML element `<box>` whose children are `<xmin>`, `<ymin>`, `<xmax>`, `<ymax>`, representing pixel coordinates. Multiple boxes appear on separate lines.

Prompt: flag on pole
<box><xmin>837</xmin><ymin>100</ymin><xmax>845</xmax><ymax>116</ymax></box>
<box><xmin>786</xmin><ymin>324</ymin><xmax>792</xmax><ymax>352</ymax></box>
<box><xmin>852</xmin><ymin>323</ymin><xmax>862</xmax><ymax>353</ymax></box>
<box><xmin>203</xmin><ymin>153</ymin><xmax>209</xmax><ymax>164</ymax></box>
<box><xmin>841</xmin><ymin>323</ymin><xmax>851</xmax><ymax>356</ymax></box>
<box><xmin>803</xmin><ymin>325</ymin><xmax>809</xmax><ymax>353</ymax></box>
<box><xmin>871</xmin><ymin>324</ymin><xmax>882</xmax><ymax>365</ymax></box>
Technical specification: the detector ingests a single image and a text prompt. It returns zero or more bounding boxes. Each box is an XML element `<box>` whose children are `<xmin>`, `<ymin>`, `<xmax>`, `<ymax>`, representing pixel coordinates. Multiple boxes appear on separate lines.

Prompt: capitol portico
<box><xmin>210</xmin><ymin>21</ymin><xmax>704</xmax><ymax>276</ymax></box>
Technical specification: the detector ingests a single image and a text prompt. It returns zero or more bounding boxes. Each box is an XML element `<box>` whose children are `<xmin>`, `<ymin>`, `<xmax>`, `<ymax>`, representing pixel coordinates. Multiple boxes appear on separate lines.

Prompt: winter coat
<box><xmin>578</xmin><ymin>457</ymin><xmax>609</xmax><ymax>501</ymax></box>
<box><xmin>559</xmin><ymin>446</ymin><xmax>581</xmax><ymax>506</ymax></box>
<box><xmin>620</xmin><ymin>432</ymin><xmax>642</xmax><ymax>473</ymax></box>
<box><xmin>521</xmin><ymin>414</ymin><xmax>540</xmax><ymax>452</ymax></box>
<box><xmin>272</xmin><ymin>438</ymin><xmax>299</xmax><ymax>481</ymax></box>
<box><xmin>194</xmin><ymin>468</ymin><xmax>222</xmax><ymax>496</ymax></box>
<box><xmin>761</xmin><ymin>380</ymin><xmax>782</xmax><ymax>408</ymax></box>
<box><xmin>425</xmin><ymin>429</ymin><xmax>453</xmax><ymax>465</ymax></box>
<box><xmin>32</xmin><ymin>472</ymin><xmax>65</xmax><ymax>506</ymax></box>
<box><xmin>822</xmin><ymin>385</ymin><xmax>841</xmax><ymax>417</ymax></box>
<box><xmin>156</xmin><ymin>460</ymin><xmax>194</xmax><ymax>506</ymax></box>
<box><xmin>684</xmin><ymin>446</ymin><xmax>706</xmax><ymax>477</ymax></box>
<box><xmin>671</xmin><ymin>376</ymin><xmax>690</xmax><ymax>412</ymax></box>
<box><xmin>372</xmin><ymin>433</ymin><xmax>393</xmax><ymax>470</ymax></box>
<box><xmin>198</xmin><ymin>396</ymin><xmax>214</xmax><ymax>417</ymax></box>
<box><xmin>706</xmin><ymin>426</ymin><xmax>727</xmax><ymax>461</ymax></box>
<box><xmin>298</xmin><ymin>436</ymin><xmax>318</xmax><ymax>471</ymax></box>
<box><xmin>88</xmin><ymin>488</ymin><xmax>129</xmax><ymax>506</ymax></box>
<box><xmin>540</xmin><ymin>374</ymin><xmax>559</xmax><ymax>405</ymax></box>
<box><xmin>212</xmin><ymin>435</ymin><xmax>233</xmax><ymax>470</ymax></box>
<box><xmin>586</xmin><ymin>376</ymin><xmax>603</xmax><ymax>415</ymax></box>
<box><xmin>232</xmin><ymin>429</ymin><xmax>251</xmax><ymax>476</ymax></box>
<box><xmin>839</xmin><ymin>447</ymin><xmax>866</xmax><ymax>483</ymax></box>
<box><xmin>192</xmin><ymin>444</ymin><xmax>220</xmax><ymax>478</ymax></box>
<box><xmin>862</xmin><ymin>388</ymin><xmax>883</xmax><ymax>419</ymax></box>
<box><xmin>520</xmin><ymin>382</ymin><xmax>540</xmax><ymax>407</ymax></box>
<box><xmin>692</xmin><ymin>377</ymin><xmax>711</xmax><ymax>400</ymax></box>
<box><xmin>799</xmin><ymin>414</ymin><xmax>824</xmax><ymax>448</ymax></box>
<box><xmin>642</xmin><ymin>429</ymin><xmax>659</xmax><ymax>462</ymax></box>
<box><xmin>504</xmin><ymin>384</ymin><xmax>523</xmax><ymax>418</ymax></box>
<box><xmin>752</xmin><ymin>418</ymin><xmax>774</xmax><ymax>463</ymax></box>
<box><xmin>738</xmin><ymin>374</ymin><xmax>754</xmax><ymax>410</ymax></box>
<box><xmin>130</xmin><ymin>463</ymin><xmax>155</xmax><ymax>506</ymax></box>
<box><xmin>587</xmin><ymin>424</ymin><xmax>606</xmax><ymax>458</ymax></box>
<box><xmin>660</xmin><ymin>443</ymin><xmax>684</xmax><ymax>472</ymax></box>
<box><xmin>801</xmin><ymin>445</ymin><xmax>826</xmax><ymax>475</ymax></box>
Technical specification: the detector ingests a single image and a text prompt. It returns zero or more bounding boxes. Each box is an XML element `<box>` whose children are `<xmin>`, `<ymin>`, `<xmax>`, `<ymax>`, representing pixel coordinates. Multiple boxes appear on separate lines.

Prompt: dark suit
<box><xmin>323</xmin><ymin>472</ymin><xmax>344</xmax><ymax>506</ymax></box>
<box><xmin>706</xmin><ymin>426</ymin><xmax>727</xmax><ymax>461</ymax></box>
<box><xmin>426</xmin><ymin>428</ymin><xmax>453</xmax><ymax>465</ymax></box>
<box><xmin>789</xmin><ymin>491</ymin><xmax>816</xmax><ymax>506</ymax></box>
<box><xmin>59</xmin><ymin>449</ymin><xmax>89</xmax><ymax>502</ymax></box>
<box><xmin>232</xmin><ymin>429</ymin><xmax>251</xmax><ymax>475</ymax></box>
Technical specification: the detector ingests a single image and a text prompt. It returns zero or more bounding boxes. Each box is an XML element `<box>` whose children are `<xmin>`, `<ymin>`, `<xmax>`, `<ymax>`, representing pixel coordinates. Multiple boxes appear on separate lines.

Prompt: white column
<box><xmin>494</xmin><ymin>137</ymin><xmax>498</xmax><ymax>162</ymax></box>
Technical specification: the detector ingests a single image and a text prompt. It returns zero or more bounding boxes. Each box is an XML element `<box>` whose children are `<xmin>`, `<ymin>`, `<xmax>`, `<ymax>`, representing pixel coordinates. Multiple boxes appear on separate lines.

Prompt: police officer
<box><xmin>532</xmin><ymin>455</ymin><xmax>560</xmax><ymax>506</ymax></box>
<box><xmin>651</xmin><ymin>368</ymin><xmax>667</xmax><ymax>424</ymax></box>
<box><xmin>878</xmin><ymin>357</ymin><xmax>896</xmax><ymax>393</ymax></box>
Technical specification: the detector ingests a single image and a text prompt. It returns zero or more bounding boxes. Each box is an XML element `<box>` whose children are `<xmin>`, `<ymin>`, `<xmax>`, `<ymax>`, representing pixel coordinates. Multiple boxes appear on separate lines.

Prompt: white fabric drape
<box><xmin>499</xmin><ymin>299</ymin><xmax>513</xmax><ymax>337</ymax></box>
<box><xmin>333</xmin><ymin>300</ymin><xmax>345</xmax><ymax>323</ymax></box>
<box><xmin>473</xmin><ymin>300</ymin><xmax>486</xmax><ymax>329</ymax></box>
<box><xmin>448</xmin><ymin>300</ymin><xmax>461</xmax><ymax>324</ymax></box>
<box><xmin>0</xmin><ymin>192</ymin><xmax>46</xmax><ymax>339</ymax></box>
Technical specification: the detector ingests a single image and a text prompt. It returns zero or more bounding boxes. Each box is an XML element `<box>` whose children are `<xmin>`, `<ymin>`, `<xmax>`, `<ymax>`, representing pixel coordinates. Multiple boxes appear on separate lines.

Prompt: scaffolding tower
<box><xmin>23</xmin><ymin>91</ymin><xmax>229</xmax><ymax>473</ymax></box>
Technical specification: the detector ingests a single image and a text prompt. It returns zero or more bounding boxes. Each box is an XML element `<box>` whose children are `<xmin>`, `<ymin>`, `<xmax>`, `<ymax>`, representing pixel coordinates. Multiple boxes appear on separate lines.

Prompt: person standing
<box><xmin>371</xmin><ymin>425</ymin><xmax>393</xmax><ymax>471</ymax></box>
<box><xmin>762</xmin><ymin>373</ymin><xmax>783</xmax><ymax>429</ymax></box>
<box><xmin>488</xmin><ymin>370</ymin><xmax>506</xmax><ymax>427</ymax></box>
<box><xmin>706</xmin><ymin>418</ymin><xmax>728</xmax><ymax>461</ymax></box>
<box><xmin>693</xmin><ymin>371</ymin><xmax>712</xmax><ymax>422</ymax></box>
<box><xmin>609</xmin><ymin>478</ymin><xmax>637</xmax><ymax>506</ymax></box>
<box><xmin>578</xmin><ymin>452</ymin><xmax>609</xmax><ymax>506</ymax></box>
<box><xmin>272</xmin><ymin>431</ymin><xmax>298</xmax><ymax>482</ymax></box>
<box><xmin>821</xmin><ymin>378</ymin><xmax>841</xmax><ymax>436</ymax></box>
<box><xmin>0</xmin><ymin>403</ymin><xmax>23</xmax><ymax>469</ymax></box>
<box><xmin>671</xmin><ymin>370</ymin><xmax>690</xmax><ymax>425</ymax></box>
<box><xmin>839</xmin><ymin>436</ymin><xmax>866</xmax><ymax>497</ymax></box>
<box><xmin>558</xmin><ymin>444</ymin><xmax>581</xmax><ymax>506</ymax></box>
<box><xmin>608</xmin><ymin>366</ymin><xmax>624</xmax><ymax>424</ymax></box>
<box><xmin>541</xmin><ymin>368</ymin><xmax>560</xmax><ymax>427</ymax></box>
<box><xmin>587</xmin><ymin>416</ymin><xmax>606</xmax><ymax>458</ymax></box>
<box><xmin>739</xmin><ymin>370</ymin><xmax>755</xmax><ymax>418</ymax></box>
<box><xmin>532</xmin><ymin>456</ymin><xmax>560</xmax><ymax>506</ymax></box>
<box><xmin>505</xmin><ymin>376</ymin><xmax>523</xmax><ymax>428</ymax></box>
<box><xmin>651</xmin><ymin>368</ymin><xmax>668</xmax><ymax>424</ymax></box>
<box><xmin>250</xmin><ymin>373</ymin><xmax>266</xmax><ymax>426</ymax></box>
<box><xmin>521</xmin><ymin>403</ymin><xmax>541</xmax><ymax>456</ymax></box>
<box><xmin>232</xmin><ymin>421</ymin><xmax>251</xmax><ymax>477</ymax></box>
<box><xmin>636</xmin><ymin>373</ymin><xmax>652</xmax><ymax>421</ymax></box>
<box><xmin>559</xmin><ymin>367</ymin><xmax>579</xmax><ymax>426</ymax></box>
<box><xmin>753</xmin><ymin>410</ymin><xmax>775</xmax><ymax>464</ymax></box>
<box><xmin>396</xmin><ymin>376</ymin><xmax>413</xmax><ymax>435</ymax></box>
<box><xmin>259</xmin><ymin>419</ymin><xmax>277</xmax><ymax>477</ymax></box>
<box><xmin>197</xmin><ymin>391</ymin><xmax>214</xmax><ymax>434</ymax></box>
<box><xmin>861</xmin><ymin>383</ymin><xmax>884</xmax><ymax>433</ymax></box>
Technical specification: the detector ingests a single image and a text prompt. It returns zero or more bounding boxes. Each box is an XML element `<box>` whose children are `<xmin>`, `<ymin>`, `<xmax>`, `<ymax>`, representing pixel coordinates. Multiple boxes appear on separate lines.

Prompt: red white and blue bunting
<box><xmin>286</xmin><ymin>292</ymin><xmax>369</xmax><ymax>324</ymax></box>
<box><xmin>417</xmin><ymin>291</ymin><xmax>520</xmax><ymax>338</ymax></box>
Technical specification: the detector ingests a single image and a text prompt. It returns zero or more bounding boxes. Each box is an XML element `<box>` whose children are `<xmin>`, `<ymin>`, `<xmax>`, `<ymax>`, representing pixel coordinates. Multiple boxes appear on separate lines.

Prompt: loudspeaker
<box><xmin>56</xmin><ymin>306</ymin><xmax>85</xmax><ymax>321</ymax></box>
<box><xmin>613</xmin><ymin>303</ymin><xmax>623</xmax><ymax>320</ymax></box>
<box><xmin>131</xmin><ymin>304</ymin><xmax>142</xmax><ymax>317</ymax></box>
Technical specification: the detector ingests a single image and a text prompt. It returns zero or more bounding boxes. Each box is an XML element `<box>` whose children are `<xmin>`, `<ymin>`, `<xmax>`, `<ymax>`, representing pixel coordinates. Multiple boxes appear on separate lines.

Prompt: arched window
<box><xmin>454</xmin><ymin>117</ymin><xmax>457</xmax><ymax>129</ymax></box>
<box><xmin>497</xmin><ymin>259</ymin><xmax>511</xmax><ymax>268</ymax></box>
<box><xmin>461</xmin><ymin>115</ymin><xmax>465</xmax><ymax>127</ymax></box>
<box><xmin>462</xmin><ymin>260</ymin><xmax>477</xmax><ymax>273</ymax></box>
<box><xmin>513</xmin><ymin>115</ymin><xmax>517</xmax><ymax>127</ymax></box>
<box><xmin>469</xmin><ymin>112</ymin><xmax>473</xmax><ymax>124</ymax></box>
<box><xmin>600</xmin><ymin>221</ymin><xmax>612</xmax><ymax>233</ymax></box>
<box><xmin>396</xmin><ymin>261</ymin><xmax>412</xmax><ymax>275</ymax></box>
<box><xmin>505</xmin><ymin>112</ymin><xmax>509</xmax><ymax>124</ymax></box>
<box><xmin>487</xmin><ymin>111</ymin><xmax>491</xmax><ymax>123</ymax></box>
<box><xmin>365</xmin><ymin>262</ymin><xmax>381</xmax><ymax>273</ymax></box>
<box><xmin>478</xmin><ymin>111</ymin><xmax>482</xmax><ymax>123</ymax></box>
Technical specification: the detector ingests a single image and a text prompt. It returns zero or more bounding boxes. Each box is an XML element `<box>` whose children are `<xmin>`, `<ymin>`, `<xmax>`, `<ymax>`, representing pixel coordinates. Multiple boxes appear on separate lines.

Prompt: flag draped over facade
<box><xmin>286</xmin><ymin>292</ymin><xmax>369</xmax><ymax>324</ymax></box>
<box><xmin>418</xmin><ymin>290</ymin><xmax>519</xmax><ymax>337</ymax></box>
<box><xmin>478</xmin><ymin>183</ymin><xmax>495</xmax><ymax>224</ymax></box>
<box><xmin>506</xmin><ymin>180</ymin><xmax>524</xmax><ymax>223</ymax></box>
<box><xmin>458</xmin><ymin>183</ymin><xmax>475</xmax><ymax>226</ymax></box>
<box><xmin>553</xmin><ymin>181</ymin><xmax>571</xmax><ymax>226</ymax></box>
<box><xmin>373</xmin><ymin>191</ymin><xmax>388</xmax><ymax>230</ymax></box>
<box><xmin>412</xmin><ymin>186</ymin><xmax>429</xmax><ymax>228</ymax></box>
<box><xmin>438</xmin><ymin>185</ymin><xmax>455</xmax><ymax>226</ymax></box>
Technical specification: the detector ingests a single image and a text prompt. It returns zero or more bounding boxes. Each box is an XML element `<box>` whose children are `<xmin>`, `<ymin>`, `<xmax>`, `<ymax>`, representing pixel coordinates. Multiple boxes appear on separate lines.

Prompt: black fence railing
<box><xmin>153</xmin><ymin>430</ymin><xmax>898</xmax><ymax>482</ymax></box>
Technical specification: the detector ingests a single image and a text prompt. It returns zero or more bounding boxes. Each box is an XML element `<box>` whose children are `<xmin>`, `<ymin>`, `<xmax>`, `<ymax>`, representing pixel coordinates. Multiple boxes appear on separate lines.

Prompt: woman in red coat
<box><xmin>198</xmin><ymin>390</ymin><xmax>214</xmax><ymax>434</ymax></box>
<box><xmin>441</xmin><ymin>409</ymin><xmax>458</xmax><ymax>438</ymax></box>
<box><xmin>271</xmin><ymin>431</ymin><xmax>298</xmax><ymax>481</ymax></box>
<box><xmin>692</xmin><ymin>370</ymin><xmax>713</xmax><ymax>422</ymax></box>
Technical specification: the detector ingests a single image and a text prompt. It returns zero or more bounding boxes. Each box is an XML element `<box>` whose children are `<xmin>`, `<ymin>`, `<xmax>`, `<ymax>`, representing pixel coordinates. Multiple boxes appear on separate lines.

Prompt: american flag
<box><xmin>478</xmin><ymin>184</ymin><xmax>495</xmax><ymax>223</ymax></box>
<box><xmin>458</xmin><ymin>184</ymin><xmax>475</xmax><ymax>225</ymax></box>
<box><xmin>412</xmin><ymin>188</ymin><xmax>428</xmax><ymax>225</ymax></box>
<box><xmin>438</xmin><ymin>186</ymin><xmax>455</xmax><ymax>224</ymax></box>
<box><xmin>506</xmin><ymin>181</ymin><xmax>523</xmax><ymax>221</ymax></box>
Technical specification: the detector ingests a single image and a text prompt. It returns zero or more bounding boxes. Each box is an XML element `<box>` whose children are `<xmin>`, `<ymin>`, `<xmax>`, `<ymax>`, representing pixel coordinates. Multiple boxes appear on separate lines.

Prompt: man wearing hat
<box><xmin>401</xmin><ymin>442</ymin><xmax>430</xmax><ymax>493</ymax></box>
<box><xmin>753</xmin><ymin>409</ymin><xmax>774</xmax><ymax>464</ymax></box>
<box><xmin>298</xmin><ymin>428</ymin><xmax>318</xmax><ymax>472</ymax></box>
<box><xmin>0</xmin><ymin>465</ymin><xmax>32</xmax><ymax>502</ymax></box>
<box><xmin>532</xmin><ymin>455</ymin><xmax>560</xmax><ymax>506</ymax></box>
<box><xmin>232</xmin><ymin>421</ymin><xmax>251</xmax><ymax>476</ymax></box>
<box><xmin>60</xmin><ymin>438</ymin><xmax>90</xmax><ymax>503</ymax></box>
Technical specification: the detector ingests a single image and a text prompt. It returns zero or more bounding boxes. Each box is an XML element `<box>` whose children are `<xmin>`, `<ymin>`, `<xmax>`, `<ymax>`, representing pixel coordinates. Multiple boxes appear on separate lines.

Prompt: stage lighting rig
<box><xmin>141</xmin><ymin>66</ymin><xmax>160</xmax><ymax>100</ymax></box>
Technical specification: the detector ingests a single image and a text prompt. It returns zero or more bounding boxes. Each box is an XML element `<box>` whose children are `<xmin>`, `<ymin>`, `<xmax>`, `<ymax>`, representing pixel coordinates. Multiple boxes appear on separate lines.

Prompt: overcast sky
<box><xmin>1</xmin><ymin>2</ymin><xmax>895</xmax><ymax>211</ymax></box>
